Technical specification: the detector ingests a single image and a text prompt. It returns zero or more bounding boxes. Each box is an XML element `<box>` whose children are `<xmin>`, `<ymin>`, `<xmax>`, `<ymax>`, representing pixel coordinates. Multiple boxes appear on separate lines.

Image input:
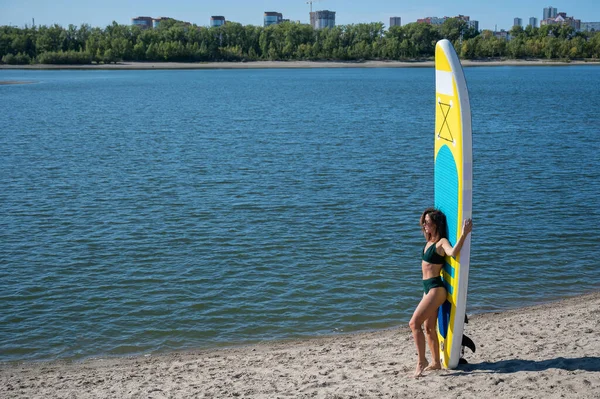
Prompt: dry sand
<box><xmin>1</xmin><ymin>59</ymin><xmax>599</xmax><ymax>70</ymax></box>
<box><xmin>1</xmin><ymin>292</ymin><xmax>599</xmax><ymax>398</ymax></box>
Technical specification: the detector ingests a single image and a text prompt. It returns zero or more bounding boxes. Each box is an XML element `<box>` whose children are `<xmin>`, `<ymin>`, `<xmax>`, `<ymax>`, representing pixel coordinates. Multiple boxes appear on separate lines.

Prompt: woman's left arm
<box><xmin>440</xmin><ymin>218</ymin><xmax>473</xmax><ymax>258</ymax></box>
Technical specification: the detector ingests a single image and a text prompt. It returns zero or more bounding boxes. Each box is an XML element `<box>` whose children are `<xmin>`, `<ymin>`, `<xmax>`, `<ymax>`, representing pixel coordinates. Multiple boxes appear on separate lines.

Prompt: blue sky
<box><xmin>1</xmin><ymin>1</ymin><xmax>599</xmax><ymax>31</ymax></box>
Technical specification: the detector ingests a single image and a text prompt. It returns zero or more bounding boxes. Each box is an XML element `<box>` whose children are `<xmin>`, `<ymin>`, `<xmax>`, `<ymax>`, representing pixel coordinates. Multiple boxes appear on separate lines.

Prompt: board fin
<box><xmin>459</xmin><ymin>358</ymin><xmax>469</xmax><ymax>365</ymax></box>
<box><xmin>462</xmin><ymin>334</ymin><xmax>476</xmax><ymax>353</ymax></box>
<box><xmin>464</xmin><ymin>314</ymin><xmax>469</xmax><ymax>324</ymax></box>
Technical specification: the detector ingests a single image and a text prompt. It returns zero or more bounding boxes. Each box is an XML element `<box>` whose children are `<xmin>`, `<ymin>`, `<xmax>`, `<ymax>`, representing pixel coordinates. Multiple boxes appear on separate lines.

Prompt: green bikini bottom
<box><xmin>423</xmin><ymin>276</ymin><xmax>445</xmax><ymax>294</ymax></box>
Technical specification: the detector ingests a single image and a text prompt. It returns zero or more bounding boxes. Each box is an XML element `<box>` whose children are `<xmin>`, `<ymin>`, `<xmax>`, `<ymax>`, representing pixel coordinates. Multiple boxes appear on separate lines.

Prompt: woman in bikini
<box><xmin>409</xmin><ymin>207</ymin><xmax>472</xmax><ymax>378</ymax></box>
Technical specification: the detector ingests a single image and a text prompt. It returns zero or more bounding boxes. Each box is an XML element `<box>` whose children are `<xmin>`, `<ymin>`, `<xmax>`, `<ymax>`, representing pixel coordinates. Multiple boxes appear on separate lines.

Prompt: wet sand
<box><xmin>1</xmin><ymin>292</ymin><xmax>599</xmax><ymax>398</ymax></box>
<box><xmin>0</xmin><ymin>81</ymin><xmax>36</xmax><ymax>85</ymax></box>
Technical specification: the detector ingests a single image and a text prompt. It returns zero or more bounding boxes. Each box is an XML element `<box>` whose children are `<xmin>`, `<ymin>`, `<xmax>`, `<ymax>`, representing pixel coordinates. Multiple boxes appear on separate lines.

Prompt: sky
<box><xmin>1</xmin><ymin>0</ymin><xmax>599</xmax><ymax>31</ymax></box>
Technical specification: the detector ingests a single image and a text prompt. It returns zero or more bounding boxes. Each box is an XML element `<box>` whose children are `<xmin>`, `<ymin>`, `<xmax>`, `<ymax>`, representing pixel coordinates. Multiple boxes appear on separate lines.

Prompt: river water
<box><xmin>1</xmin><ymin>66</ymin><xmax>599</xmax><ymax>362</ymax></box>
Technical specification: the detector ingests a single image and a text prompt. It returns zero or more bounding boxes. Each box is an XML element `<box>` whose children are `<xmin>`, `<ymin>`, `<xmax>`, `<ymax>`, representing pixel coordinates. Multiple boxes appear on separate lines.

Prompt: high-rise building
<box><xmin>528</xmin><ymin>17</ymin><xmax>538</xmax><ymax>28</ymax></box>
<box><xmin>468</xmin><ymin>20</ymin><xmax>479</xmax><ymax>31</ymax></box>
<box><xmin>210</xmin><ymin>16</ymin><xmax>226</xmax><ymax>27</ymax></box>
<box><xmin>132</xmin><ymin>16</ymin><xmax>153</xmax><ymax>29</ymax></box>
<box><xmin>543</xmin><ymin>6</ymin><xmax>557</xmax><ymax>20</ymax></box>
<box><xmin>264</xmin><ymin>12</ymin><xmax>283</xmax><ymax>27</ymax></box>
<box><xmin>390</xmin><ymin>17</ymin><xmax>401</xmax><ymax>27</ymax></box>
<box><xmin>310</xmin><ymin>10</ymin><xmax>335</xmax><ymax>29</ymax></box>
<box><xmin>514</xmin><ymin>17</ymin><xmax>523</xmax><ymax>27</ymax></box>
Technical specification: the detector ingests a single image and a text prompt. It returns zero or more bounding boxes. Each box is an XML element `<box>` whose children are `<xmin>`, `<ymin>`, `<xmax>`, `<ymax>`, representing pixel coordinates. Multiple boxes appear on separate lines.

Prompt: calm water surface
<box><xmin>1</xmin><ymin>66</ymin><xmax>599</xmax><ymax>362</ymax></box>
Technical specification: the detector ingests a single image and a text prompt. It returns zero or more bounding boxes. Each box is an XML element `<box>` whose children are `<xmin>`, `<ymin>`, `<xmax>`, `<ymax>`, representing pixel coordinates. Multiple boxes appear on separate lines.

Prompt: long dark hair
<box><xmin>420</xmin><ymin>208</ymin><xmax>448</xmax><ymax>241</ymax></box>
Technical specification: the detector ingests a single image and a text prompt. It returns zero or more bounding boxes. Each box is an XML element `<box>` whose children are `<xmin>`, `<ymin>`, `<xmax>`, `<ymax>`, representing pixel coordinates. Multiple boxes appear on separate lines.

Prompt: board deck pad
<box><xmin>434</xmin><ymin>39</ymin><xmax>473</xmax><ymax>370</ymax></box>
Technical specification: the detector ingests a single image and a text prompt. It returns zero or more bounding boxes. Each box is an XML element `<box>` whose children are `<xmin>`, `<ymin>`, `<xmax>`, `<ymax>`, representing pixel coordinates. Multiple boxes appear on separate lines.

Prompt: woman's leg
<box><xmin>409</xmin><ymin>295</ymin><xmax>429</xmax><ymax>377</ymax></box>
<box><xmin>409</xmin><ymin>289</ymin><xmax>445</xmax><ymax>377</ymax></box>
<box><xmin>409</xmin><ymin>288</ymin><xmax>446</xmax><ymax>377</ymax></box>
<box><xmin>423</xmin><ymin>290</ymin><xmax>445</xmax><ymax>370</ymax></box>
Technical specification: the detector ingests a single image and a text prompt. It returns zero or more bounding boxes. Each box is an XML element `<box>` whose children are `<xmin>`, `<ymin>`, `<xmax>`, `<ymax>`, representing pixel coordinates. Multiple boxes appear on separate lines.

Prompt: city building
<box><xmin>514</xmin><ymin>17</ymin><xmax>523</xmax><ymax>27</ymax></box>
<box><xmin>390</xmin><ymin>17</ymin><xmax>401</xmax><ymax>27</ymax></box>
<box><xmin>132</xmin><ymin>16</ymin><xmax>178</xmax><ymax>29</ymax></box>
<box><xmin>541</xmin><ymin>13</ymin><xmax>581</xmax><ymax>30</ymax></box>
<box><xmin>559</xmin><ymin>13</ymin><xmax>581</xmax><ymax>30</ymax></box>
<box><xmin>416</xmin><ymin>17</ymin><xmax>446</xmax><ymax>25</ymax></box>
<box><xmin>152</xmin><ymin>17</ymin><xmax>170</xmax><ymax>29</ymax></box>
<box><xmin>310</xmin><ymin>10</ymin><xmax>335</xmax><ymax>29</ymax></box>
<box><xmin>543</xmin><ymin>6</ymin><xmax>558</xmax><ymax>20</ymax></box>
<box><xmin>131</xmin><ymin>16</ymin><xmax>153</xmax><ymax>29</ymax></box>
<box><xmin>467</xmin><ymin>20</ymin><xmax>479</xmax><ymax>31</ymax></box>
<box><xmin>416</xmin><ymin>15</ymin><xmax>478</xmax><ymax>29</ymax></box>
<box><xmin>264</xmin><ymin>12</ymin><xmax>283</xmax><ymax>27</ymax></box>
<box><xmin>494</xmin><ymin>30</ymin><xmax>510</xmax><ymax>40</ymax></box>
<box><xmin>581</xmin><ymin>22</ymin><xmax>600</xmax><ymax>32</ymax></box>
<box><xmin>417</xmin><ymin>14</ymin><xmax>479</xmax><ymax>32</ymax></box>
<box><xmin>529</xmin><ymin>17</ymin><xmax>538</xmax><ymax>28</ymax></box>
<box><xmin>211</xmin><ymin>16</ymin><xmax>226</xmax><ymax>27</ymax></box>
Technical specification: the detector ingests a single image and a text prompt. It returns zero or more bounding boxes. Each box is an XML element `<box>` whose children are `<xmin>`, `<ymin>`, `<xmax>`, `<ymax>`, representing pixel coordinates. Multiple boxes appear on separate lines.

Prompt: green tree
<box><xmin>440</xmin><ymin>18</ymin><xmax>468</xmax><ymax>43</ymax></box>
<box><xmin>507</xmin><ymin>37</ymin><xmax>526</xmax><ymax>58</ymax></box>
<box><xmin>509</xmin><ymin>25</ymin><xmax>525</xmax><ymax>39</ymax></box>
<box><xmin>460</xmin><ymin>37</ymin><xmax>477</xmax><ymax>59</ymax></box>
<box><xmin>543</xmin><ymin>36</ymin><xmax>560</xmax><ymax>59</ymax></box>
<box><xmin>36</xmin><ymin>24</ymin><xmax>65</xmax><ymax>53</ymax></box>
<box><xmin>132</xmin><ymin>41</ymin><xmax>146</xmax><ymax>60</ymax></box>
<box><xmin>2</xmin><ymin>18</ymin><xmax>596</xmax><ymax>64</ymax></box>
<box><xmin>145</xmin><ymin>42</ymin><xmax>159</xmax><ymax>60</ymax></box>
<box><xmin>404</xmin><ymin>23</ymin><xmax>439</xmax><ymax>57</ymax></box>
<box><xmin>567</xmin><ymin>36</ymin><xmax>586</xmax><ymax>59</ymax></box>
<box><xmin>110</xmin><ymin>37</ymin><xmax>131</xmax><ymax>61</ymax></box>
<box><xmin>102</xmin><ymin>48</ymin><xmax>116</xmax><ymax>63</ymax></box>
<box><xmin>589</xmin><ymin>32</ymin><xmax>600</xmax><ymax>58</ymax></box>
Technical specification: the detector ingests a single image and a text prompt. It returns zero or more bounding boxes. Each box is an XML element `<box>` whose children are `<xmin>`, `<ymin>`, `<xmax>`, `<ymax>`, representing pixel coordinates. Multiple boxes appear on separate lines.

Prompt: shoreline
<box><xmin>0</xmin><ymin>80</ymin><xmax>36</xmax><ymax>84</ymax></box>
<box><xmin>1</xmin><ymin>59</ymin><xmax>600</xmax><ymax>71</ymax></box>
<box><xmin>2</xmin><ymin>291</ymin><xmax>599</xmax><ymax>398</ymax></box>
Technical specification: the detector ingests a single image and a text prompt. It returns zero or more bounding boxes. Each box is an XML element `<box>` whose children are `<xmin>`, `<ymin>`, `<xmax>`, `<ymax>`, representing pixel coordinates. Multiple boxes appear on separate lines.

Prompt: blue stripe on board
<box><xmin>435</xmin><ymin>144</ymin><xmax>459</xmax><ymax>340</ymax></box>
<box><xmin>443</xmin><ymin>262</ymin><xmax>455</xmax><ymax>278</ymax></box>
<box><xmin>443</xmin><ymin>278</ymin><xmax>454</xmax><ymax>296</ymax></box>
<box><xmin>434</xmin><ymin>145</ymin><xmax>458</xmax><ymax>246</ymax></box>
<box><xmin>438</xmin><ymin>300</ymin><xmax>452</xmax><ymax>339</ymax></box>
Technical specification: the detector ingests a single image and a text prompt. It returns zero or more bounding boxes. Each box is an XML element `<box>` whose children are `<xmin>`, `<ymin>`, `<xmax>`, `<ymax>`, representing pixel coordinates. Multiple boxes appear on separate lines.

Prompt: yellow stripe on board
<box><xmin>435</xmin><ymin>45</ymin><xmax>452</xmax><ymax>72</ymax></box>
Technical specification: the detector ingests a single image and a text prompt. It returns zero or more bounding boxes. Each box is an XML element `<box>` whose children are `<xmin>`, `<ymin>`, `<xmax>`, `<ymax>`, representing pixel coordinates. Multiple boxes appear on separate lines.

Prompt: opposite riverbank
<box><xmin>1</xmin><ymin>59</ymin><xmax>600</xmax><ymax>71</ymax></box>
<box><xmin>1</xmin><ymin>292</ymin><xmax>599</xmax><ymax>398</ymax></box>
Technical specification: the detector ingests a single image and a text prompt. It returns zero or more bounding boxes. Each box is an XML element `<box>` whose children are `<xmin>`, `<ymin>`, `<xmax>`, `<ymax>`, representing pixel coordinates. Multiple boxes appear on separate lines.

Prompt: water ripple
<box><xmin>0</xmin><ymin>67</ymin><xmax>599</xmax><ymax>361</ymax></box>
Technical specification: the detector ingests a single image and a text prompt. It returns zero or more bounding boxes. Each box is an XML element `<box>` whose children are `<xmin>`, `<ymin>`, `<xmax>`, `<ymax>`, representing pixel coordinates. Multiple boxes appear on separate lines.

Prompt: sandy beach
<box><xmin>1</xmin><ymin>292</ymin><xmax>599</xmax><ymax>398</ymax></box>
<box><xmin>1</xmin><ymin>59</ymin><xmax>599</xmax><ymax>71</ymax></box>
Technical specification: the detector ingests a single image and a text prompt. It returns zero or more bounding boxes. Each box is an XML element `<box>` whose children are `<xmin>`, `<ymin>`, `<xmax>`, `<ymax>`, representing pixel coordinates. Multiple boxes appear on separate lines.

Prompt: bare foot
<box><xmin>424</xmin><ymin>363</ymin><xmax>442</xmax><ymax>371</ymax></box>
<box><xmin>413</xmin><ymin>360</ymin><xmax>429</xmax><ymax>378</ymax></box>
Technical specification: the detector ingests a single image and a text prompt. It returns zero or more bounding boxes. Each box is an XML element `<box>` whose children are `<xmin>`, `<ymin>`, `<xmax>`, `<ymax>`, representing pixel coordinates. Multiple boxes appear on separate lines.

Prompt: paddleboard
<box><xmin>434</xmin><ymin>39</ymin><xmax>473</xmax><ymax>370</ymax></box>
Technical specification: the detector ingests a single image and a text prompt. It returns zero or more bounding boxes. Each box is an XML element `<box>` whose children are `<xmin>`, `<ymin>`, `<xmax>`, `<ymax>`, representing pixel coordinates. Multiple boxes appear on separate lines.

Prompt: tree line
<box><xmin>1</xmin><ymin>18</ymin><xmax>599</xmax><ymax>65</ymax></box>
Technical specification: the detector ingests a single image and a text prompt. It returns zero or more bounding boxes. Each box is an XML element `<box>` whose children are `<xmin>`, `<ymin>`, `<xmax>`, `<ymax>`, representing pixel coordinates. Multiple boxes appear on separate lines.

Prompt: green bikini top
<box><xmin>422</xmin><ymin>241</ymin><xmax>446</xmax><ymax>264</ymax></box>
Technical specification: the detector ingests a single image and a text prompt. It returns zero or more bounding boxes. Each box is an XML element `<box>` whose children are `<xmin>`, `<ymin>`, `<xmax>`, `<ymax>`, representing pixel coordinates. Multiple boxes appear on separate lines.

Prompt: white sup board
<box><xmin>434</xmin><ymin>39</ymin><xmax>473</xmax><ymax>369</ymax></box>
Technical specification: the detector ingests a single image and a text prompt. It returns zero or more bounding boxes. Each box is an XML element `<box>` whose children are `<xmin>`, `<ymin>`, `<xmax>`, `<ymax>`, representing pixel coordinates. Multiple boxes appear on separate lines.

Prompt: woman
<box><xmin>409</xmin><ymin>208</ymin><xmax>472</xmax><ymax>378</ymax></box>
